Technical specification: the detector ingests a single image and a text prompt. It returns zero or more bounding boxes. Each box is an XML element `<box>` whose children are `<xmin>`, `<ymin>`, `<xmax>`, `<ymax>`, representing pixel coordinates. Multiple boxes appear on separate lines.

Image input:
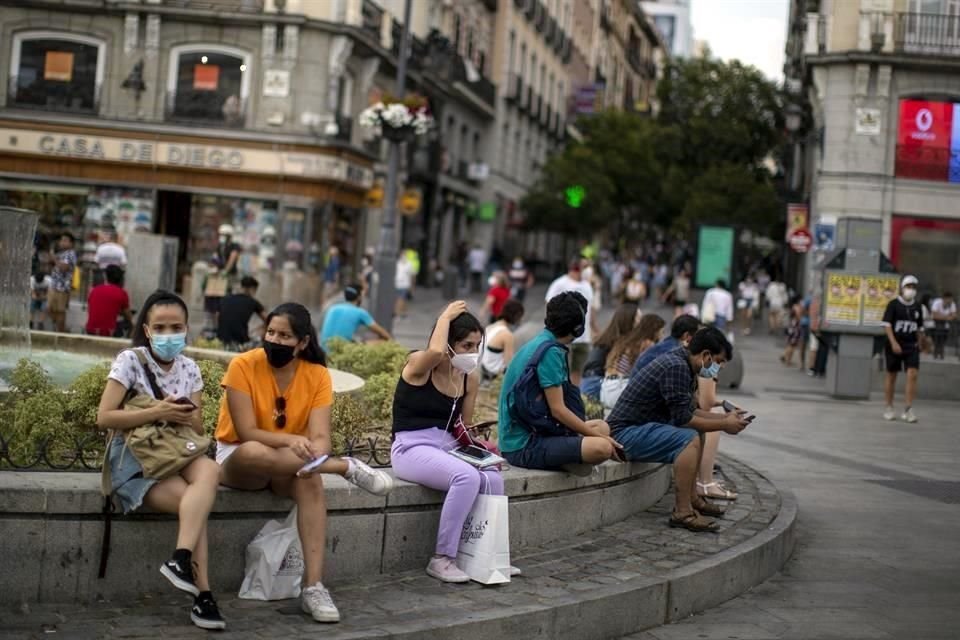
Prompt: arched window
<box><xmin>9</xmin><ymin>31</ymin><xmax>105</xmax><ymax>113</ymax></box>
<box><xmin>166</xmin><ymin>44</ymin><xmax>251</xmax><ymax>127</ymax></box>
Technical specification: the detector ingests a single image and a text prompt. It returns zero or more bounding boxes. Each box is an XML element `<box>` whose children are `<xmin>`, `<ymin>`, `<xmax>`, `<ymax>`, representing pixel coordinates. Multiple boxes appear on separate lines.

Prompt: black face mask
<box><xmin>264</xmin><ymin>341</ymin><xmax>296</xmax><ymax>368</ymax></box>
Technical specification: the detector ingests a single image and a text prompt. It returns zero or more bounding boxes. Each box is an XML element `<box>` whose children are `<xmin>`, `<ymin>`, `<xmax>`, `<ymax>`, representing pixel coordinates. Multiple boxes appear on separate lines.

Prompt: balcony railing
<box><xmin>6</xmin><ymin>75</ymin><xmax>100</xmax><ymax>114</ymax></box>
<box><xmin>164</xmin><ymin>0</ymin><xmax>264</xmax><ymax>10</ymax></box>
<box><xmin>895</xmin><ymin>11</ymin><xmax>960</xmax><ymax>55</ymax></box>
<box><xmin>505</xmin><ymin>73</ymin><xmax>523</xmax><ymax>103</ymax></box>
<box><xmin>627</xmin><ymin>49</ymin><xmax>643</xmax><ymax>74</ymax></box>
<box><xmin>164</xmin><ymin>91</ymin><xmax>247</xmax><ymax>128</ymax></box>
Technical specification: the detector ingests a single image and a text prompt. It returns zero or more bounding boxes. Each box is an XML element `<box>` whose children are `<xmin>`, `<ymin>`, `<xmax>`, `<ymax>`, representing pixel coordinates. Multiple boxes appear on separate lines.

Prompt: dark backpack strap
<box><xmin>525</xmin><ymin>340</ymin><xmax>566</xmax><ymax>373</ymax></box>
<box><xmin>97</xmin><ymin>495</ymin><xmax>114</xmax><ymax>579</ymax></box>
<box><xmin>129</xmin><ymin>349</ymin><xmax>165</xmax><ymax>400</ymax></box>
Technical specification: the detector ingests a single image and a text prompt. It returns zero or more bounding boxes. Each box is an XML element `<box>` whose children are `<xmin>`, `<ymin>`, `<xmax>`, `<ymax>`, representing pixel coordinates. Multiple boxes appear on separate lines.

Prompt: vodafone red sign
<box><xmin>788</xmin><ymin>229</ymin><xmax>813</xmax><ymax>253</ymax></box>
<box><xmin>897</xmin><ymin>99</ymin><xmax>953</xmax><ymax>149</ymax></box>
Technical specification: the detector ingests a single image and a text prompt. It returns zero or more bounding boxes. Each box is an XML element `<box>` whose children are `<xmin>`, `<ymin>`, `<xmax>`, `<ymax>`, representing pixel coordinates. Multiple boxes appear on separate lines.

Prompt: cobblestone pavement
<box><xmin>4</xmin><ymin>457</ymin><xmax>779</xmax><ymax>639</ymax></box>
<box><xmin>623</xmin><ymin>328</ymin><xmax>960</xmax><ymax>640</ymax></box>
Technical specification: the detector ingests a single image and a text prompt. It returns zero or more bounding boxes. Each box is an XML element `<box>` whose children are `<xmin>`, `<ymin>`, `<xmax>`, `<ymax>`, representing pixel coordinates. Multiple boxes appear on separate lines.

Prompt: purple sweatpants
<box><xmin>391</xmin><ymin>427</ymin><xmax>505</xmax><ymax>558</ymax></box>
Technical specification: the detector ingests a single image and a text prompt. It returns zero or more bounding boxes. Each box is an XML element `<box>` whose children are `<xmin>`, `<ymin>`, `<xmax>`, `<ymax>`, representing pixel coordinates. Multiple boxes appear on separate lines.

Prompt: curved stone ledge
<box><xmin>0</xmin><ymin>461</ymin><xmax>670</xmax><ymax>604</ymax></box>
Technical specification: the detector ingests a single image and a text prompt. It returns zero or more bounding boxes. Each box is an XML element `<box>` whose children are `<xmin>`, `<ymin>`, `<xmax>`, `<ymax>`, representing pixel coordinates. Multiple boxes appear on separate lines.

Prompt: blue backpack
<box><xmin>507</xmin><ymin>340</ymin><xmax>585</xmax><ymax>438</ymax></box>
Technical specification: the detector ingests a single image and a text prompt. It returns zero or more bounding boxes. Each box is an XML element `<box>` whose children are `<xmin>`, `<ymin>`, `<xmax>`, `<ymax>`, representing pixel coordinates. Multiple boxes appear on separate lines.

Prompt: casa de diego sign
<box><xmin>0</xmin><ymin>127</ymin><xmax>374</xmax><ymax>188</ymax></box>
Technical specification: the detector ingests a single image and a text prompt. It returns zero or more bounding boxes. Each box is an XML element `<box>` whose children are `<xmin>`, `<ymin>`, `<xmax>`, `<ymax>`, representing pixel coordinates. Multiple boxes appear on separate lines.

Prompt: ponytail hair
<box><xmin>266</xmin><ymin>302</ymin><xmax>326</xmax><ymax>365</ymax></box>
<box><xmin>131</xmin><ymin>290</ymin><xmax>189</xmax><ymax>348</ymax></box>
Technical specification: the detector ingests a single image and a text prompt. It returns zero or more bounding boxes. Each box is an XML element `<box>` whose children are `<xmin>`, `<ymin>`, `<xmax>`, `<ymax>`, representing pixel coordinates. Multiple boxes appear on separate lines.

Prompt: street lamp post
<box><xmin>371</xmin><ymin>0</ymin><xmax>413</xmax><ymax>333</ymax></box>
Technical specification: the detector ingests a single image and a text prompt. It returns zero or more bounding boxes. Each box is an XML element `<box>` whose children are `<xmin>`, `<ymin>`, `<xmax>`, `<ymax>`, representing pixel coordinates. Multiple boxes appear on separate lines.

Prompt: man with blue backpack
<box><xmin>498</xmin><ymin>292</ymin><xmax>624</xmax><ymax>472</ymax></box>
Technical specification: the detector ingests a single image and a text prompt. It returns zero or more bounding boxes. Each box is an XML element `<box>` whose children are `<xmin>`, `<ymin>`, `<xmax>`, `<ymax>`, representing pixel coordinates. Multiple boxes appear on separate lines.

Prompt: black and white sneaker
<box><xmin>191</xmin><ymin>592</ymin><xmax>226</xmax><ymax>630</ymax></box>
<box><xmin>160</xmin><ymin>556</ymin><xmax>199</xmax><ymax>596</ymax></box>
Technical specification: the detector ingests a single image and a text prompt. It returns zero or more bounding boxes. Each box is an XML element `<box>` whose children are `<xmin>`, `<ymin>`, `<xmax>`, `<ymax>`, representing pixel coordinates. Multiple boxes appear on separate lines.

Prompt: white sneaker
<box><xmin>901</xmin><ymin>408</ymin><xmax>918</xmax><ymax>423</ymax></box>
<box><xmin>509</xmin><ymin>565</ymin><xmax>522</xmax><ymax>577</ymax></box>
<box><xmin>425</xmin><ymin>556</ymin><xmax>470</xmax><ymax>583</ymax></box>
<box><xmin>883</xmin><ymin>407</ymin><xmax>896</xmax><ymax>421</ymax></box>
<box><xmin>344</xmin><ymin>458</ymin><xmax>394</xmax><ymax>496</ymax></box>
<box><xmin>301</xmin><ymin>582</ymin><xmax>340</xmax><ymax>623</ymax></box>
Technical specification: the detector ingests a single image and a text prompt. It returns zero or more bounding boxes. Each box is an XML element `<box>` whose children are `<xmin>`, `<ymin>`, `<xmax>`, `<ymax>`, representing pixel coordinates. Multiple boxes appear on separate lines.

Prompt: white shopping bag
<box><xmin>456</xmin><ymin>494</ymin><xmax>511</xmax><ymax>585</ymax></box>
<box><xmin>239</xmin><ymin>507</ymin><xmax>304</xmax><ymax>600</ymax></box>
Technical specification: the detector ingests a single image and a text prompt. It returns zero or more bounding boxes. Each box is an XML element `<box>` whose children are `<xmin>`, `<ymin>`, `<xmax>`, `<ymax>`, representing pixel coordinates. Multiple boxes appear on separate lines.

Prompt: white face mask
<box><xmin>488</xmin><ymin>276</ymin><xmax>498</xmax><ymax>287</ymax></box>
<box><xmin>450</xmin><ymin>351</ymin><xmax>480</xmax><ymax>374</ymax></box>
<box><xmin>902</xmin><ymin>288</ymin><xmax>917</xmax><ymax>302</ymax></box>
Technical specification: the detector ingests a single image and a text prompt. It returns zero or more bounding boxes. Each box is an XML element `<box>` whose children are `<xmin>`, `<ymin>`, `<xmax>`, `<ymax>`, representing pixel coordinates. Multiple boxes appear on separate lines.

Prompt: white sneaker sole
<box><xmin>160</xmin><ymin>565</ymin><xmax>199</xmax><ymax>596</ymax></box>
<box><xmin>301</xmin><ymin>601</ymin><xmax>341</xmax><ymax>623</ymax></box>
<box><xmin>425</xmin><ymin>566</ymin><xmax>470</xmax><ymax>583</ymax></box>
<box><xmin>190</xmin><ymin>613</ymin><xmax>227</xmax><ymax>630</ymax></box>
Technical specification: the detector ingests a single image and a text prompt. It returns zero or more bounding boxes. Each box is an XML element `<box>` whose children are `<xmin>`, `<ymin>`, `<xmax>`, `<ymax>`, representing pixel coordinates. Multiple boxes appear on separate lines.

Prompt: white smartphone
<box><xmin>296</xmin><ymin>454</ymin><xmax>330</xmax><ymax>477</ymax></box>
<box><xmin>449</xmin><ymin>445</ymin><xmax>506</xmax><ymax>468</ymax></box>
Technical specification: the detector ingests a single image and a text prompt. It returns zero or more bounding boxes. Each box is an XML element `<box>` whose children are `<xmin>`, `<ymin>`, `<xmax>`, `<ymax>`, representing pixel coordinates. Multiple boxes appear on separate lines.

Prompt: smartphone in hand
<box><xmin>173</xmin><ymin>397</ymin><xmax>197</xmax><ymax>409</ymax></box>
<box><xmin>297</xmin><ymin>454</ymin><xmax>330</xmax><ymax>477</ymax></box>
<box><xmin>722</xmin><ymin>400</ymin><xmax>736</xmax><ymax>413</ymax></box>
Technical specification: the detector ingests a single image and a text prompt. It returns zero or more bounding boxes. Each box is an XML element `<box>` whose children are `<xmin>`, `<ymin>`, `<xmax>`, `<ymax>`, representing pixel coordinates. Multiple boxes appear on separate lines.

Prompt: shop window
<box><xmin>166</xmin><ymin>45</ymin><xmax>251</xmax><ymax>127</ymax></box>
<box><xmin>8</xmin><ymin>32</ymin><xmax>105</xmax><ymax>113</ymax></box>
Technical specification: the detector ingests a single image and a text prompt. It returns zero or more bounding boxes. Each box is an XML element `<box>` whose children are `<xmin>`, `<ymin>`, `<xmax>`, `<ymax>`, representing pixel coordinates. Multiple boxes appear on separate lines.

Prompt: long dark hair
<box><xmin>427</xmin><ymin>311</ymin><xmax>485</xmax><ymax>349</ymax></box>
<box><xmin>131</xmin><ymin>289</ymin><xmax>189</xmax><ymax>348</ymax></box>
<box><xmin>266</xmin><ymin>302</ymin><xmax>326</xmax><ymax>365</ymax></box>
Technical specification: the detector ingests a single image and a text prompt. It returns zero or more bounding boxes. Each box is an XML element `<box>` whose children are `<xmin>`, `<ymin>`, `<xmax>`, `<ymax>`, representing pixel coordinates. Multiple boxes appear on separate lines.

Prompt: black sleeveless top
<box><xmin>392</xmin><ymin>370</ymin><xmax>466</xmax><ymax>434</ymax></box>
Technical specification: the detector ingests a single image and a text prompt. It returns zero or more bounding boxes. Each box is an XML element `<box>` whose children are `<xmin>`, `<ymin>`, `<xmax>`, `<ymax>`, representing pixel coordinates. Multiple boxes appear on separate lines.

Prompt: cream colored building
<box><xmin>592</xmin><ymin>0</ymin><xmax>664</xmax><ymax>113</ymax></box>
<box><xmin>785</xmin><ymin>0</ymin><xmax>960</xmax><ymax>292</ymax></box>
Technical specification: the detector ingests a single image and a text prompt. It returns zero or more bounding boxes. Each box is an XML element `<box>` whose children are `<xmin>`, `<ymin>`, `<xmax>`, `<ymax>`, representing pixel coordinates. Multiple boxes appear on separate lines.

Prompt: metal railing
<box><xmin>164</xmin><ymin>91</ymin><xmax>247</xmax><ymax>128</ymax></box>
<box><xmin>895</xmin><ymin>11</ymin><xmax>960</xmax><ymax>55</ymax></box>
<box><xmin>361</xmin><ymin>0</ymin><xmax>385</xmax><ymax>40</ymax></box>
<box><xmin>5</xmin><ymin>75</ymin><xmax>100</xmax><ymax>114</ymax></box>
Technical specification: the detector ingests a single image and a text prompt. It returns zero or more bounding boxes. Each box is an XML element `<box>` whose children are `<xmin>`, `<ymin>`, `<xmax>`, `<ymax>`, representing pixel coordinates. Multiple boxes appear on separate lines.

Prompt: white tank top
<box><xmin>481</xmin><ymin>324</ymin><xmax>508</xmax><ymax>375</ymax></box>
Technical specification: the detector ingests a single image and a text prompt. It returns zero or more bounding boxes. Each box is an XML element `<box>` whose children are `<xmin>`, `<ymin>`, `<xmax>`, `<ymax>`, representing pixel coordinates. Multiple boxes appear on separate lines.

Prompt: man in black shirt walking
<box><xmin>882</xmin><ymin>275</ymin><xmax>923</xmax><ymax>423</ymax></box>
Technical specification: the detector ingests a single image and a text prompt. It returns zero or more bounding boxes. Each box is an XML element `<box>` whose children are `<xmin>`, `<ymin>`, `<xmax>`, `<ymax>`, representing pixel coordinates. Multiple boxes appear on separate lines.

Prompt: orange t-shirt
<box><xmin>214</xmin><ymin>348</ymin><xmax>333</xmax><ymax>443</ymax></box>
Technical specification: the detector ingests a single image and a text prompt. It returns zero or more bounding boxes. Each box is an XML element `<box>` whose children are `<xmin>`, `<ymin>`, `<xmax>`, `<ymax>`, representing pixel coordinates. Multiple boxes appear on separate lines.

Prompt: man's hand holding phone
<box><xmin>722</xmin><ymin>411</ymin><xmax>751</xmax><ymax>435</ymax></box>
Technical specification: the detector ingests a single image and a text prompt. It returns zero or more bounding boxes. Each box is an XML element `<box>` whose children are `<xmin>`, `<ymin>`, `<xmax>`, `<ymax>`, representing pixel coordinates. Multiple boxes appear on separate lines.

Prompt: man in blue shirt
<box><xmin>320</xmin><ymin>283</ymin><xmax>392</xmax><ymax>347</ymax></box>
<box><xmin>498</xmin><ymin>292</ymin><xmax>622</xmax><ymax>472</ymax></box>
<box><xmin>630</xmin><ymin>314</ymin><xmax>701</xmax><ymax>377</ymax></box>
<box><xmin>608</xmin><ymin>327</ymin><xmax>749</xmax><ymax>532</ymax></box>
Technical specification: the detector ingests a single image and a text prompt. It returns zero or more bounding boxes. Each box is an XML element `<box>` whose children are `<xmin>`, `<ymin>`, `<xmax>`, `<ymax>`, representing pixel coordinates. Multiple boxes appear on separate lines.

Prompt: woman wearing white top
<box><xmin>480</xmin><ymin>299</ymin><xmax>524</xmax><ymax>378</ymax></box>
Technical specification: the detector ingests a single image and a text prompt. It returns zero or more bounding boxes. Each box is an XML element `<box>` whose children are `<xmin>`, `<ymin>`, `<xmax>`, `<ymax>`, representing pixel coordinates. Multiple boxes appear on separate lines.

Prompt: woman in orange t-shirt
<box><xmin>215</xmin><ymin>302</ymin><xmax>393</xmax><ymax>624</ymax></box>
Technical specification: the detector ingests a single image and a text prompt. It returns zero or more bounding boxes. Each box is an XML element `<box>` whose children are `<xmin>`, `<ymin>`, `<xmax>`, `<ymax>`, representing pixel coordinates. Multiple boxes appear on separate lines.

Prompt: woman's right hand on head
<box><xmin>287</xmin><ymin>435</ymin><xmax>318</xmax><ymax>461</ymax></box>
<box><xmin>441</xmin><ymin>300</ymin><xmax>468</xmax><ymax>321</ymax></box>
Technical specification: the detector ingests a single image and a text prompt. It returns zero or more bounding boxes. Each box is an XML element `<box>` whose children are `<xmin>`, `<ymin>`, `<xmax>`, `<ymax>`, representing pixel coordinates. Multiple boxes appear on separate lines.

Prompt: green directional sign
<box><xmin>564</xmin><ymin>185</ymin><xmax>586</xmax><ymax>208</ymax></box>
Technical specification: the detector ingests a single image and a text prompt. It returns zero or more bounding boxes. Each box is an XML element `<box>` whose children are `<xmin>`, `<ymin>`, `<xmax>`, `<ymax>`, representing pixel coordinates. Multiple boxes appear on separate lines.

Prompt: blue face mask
<box><xmin>699</xmin><ymin>357</ymin><xmax>721</xmax><ymax>379</ymax></box>
<box><xmin>150</xmin><ymin>332</ymin><xmax>187</xmax><ymax>362</ymax></box>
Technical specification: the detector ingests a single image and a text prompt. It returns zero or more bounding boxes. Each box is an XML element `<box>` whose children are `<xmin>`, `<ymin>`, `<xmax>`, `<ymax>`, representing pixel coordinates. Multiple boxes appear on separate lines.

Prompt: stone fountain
<box><xmin>0</xmin><ymin>207</ymin><xmax>38</xmax><ymax>357</ymax></box>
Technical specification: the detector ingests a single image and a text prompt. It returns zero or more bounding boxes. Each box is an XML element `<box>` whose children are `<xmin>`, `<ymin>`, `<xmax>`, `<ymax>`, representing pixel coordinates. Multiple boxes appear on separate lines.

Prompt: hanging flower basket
<box><xmin>358</xmin><ymin>94</ymin><xmax>433</xmax><ymax>142</ymax></box>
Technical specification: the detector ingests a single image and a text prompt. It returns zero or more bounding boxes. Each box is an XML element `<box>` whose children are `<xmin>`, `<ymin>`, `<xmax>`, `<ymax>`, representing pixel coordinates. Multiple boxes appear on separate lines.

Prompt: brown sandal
<box><xmin>692</xmin><ymin>498</ymin><xmax>726</xmax><ymax>518</ymax></box>
<box><xmin>669</xmin><ymin>511</ymin><xmax>719</xmax><ymax>533</ymax></box>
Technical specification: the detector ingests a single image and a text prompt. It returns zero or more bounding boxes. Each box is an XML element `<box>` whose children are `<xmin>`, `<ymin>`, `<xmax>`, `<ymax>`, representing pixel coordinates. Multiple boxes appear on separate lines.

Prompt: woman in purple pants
<box><xmin>390</xmin><ymin>301</ymin><xmax>511</xmax><ymax>583</ymax></box>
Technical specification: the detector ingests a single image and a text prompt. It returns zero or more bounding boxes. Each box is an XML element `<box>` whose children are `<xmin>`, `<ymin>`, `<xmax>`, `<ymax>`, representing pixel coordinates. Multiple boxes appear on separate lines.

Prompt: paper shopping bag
<box><xmin>456</xmin><ymin>494</ymin><xmax>511</xmax><ymax>585</ymax></box>
<box><xmin>239</xmin><ymin>507</ymin><xmax>304</xmax><ymax>600</ymax></box>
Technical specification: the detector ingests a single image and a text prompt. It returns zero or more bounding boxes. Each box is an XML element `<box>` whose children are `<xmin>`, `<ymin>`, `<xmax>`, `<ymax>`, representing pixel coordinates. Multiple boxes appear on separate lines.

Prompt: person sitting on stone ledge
<box><xmin>498</xmin><ymin>291</ymin><xmax>623</xmax><ymax>474</ymax></box>
<box><xmin>214</xmin><ymin>302</ymin><xmax>394</xmax><ymax>624</ymax></box>
<box><xmin>607</xmin><ymin>327</ymin><xmax>749</xmax><ymax>533</ymax></box>
<box><xmin>390</xmin><ymin>301</ymin><xmax>514</xmax><ymax>583</ymax></box>
<box><xmin>96</xmin><ymin>290</ymin><xmax>225</xmax><ymax>630</ymax></box>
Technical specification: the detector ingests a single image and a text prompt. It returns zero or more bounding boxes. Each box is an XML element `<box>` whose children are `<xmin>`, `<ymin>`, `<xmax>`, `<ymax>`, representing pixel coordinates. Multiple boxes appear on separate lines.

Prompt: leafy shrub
<box><xmin>65</xmin><ymin>362</ymin><xmax>112</xmax><ymax>429</ymax></box>
<box><xmin>8</xmin><ymin>391</ymin><xmax>69</xmax><ymax>465</ymax></box>
<box><xmin>196</xmin><ymin>359</ymin><xmax>226</xmax><ymax>436</ymax></box>
<box><xmin>193</xmin><ymin>336</ymin><xmax>224</xmax><ymax>351</ymax></box>
<box><xmin>361</xmin><ymin>372</ymin><xmax>397</xmax><ymax>425</ymax></box>
<box><xmin>584</xmin><ymin>395</ymin><xmax>604</xmax><ymax>421</ymax></box>
<box><xmin>7</xmin><ymin>359</ymin><xmax>53</xmax><ymax>397</ymax></box>
<box><xmin>326</xmin><ymin>339</ymin><xmax>408</xmax><ymax>379</ymax></box>
<box><xmin>331</xmin><ymin>392</ymin><xmax>369</xmax><ymax>455</ymax></box>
